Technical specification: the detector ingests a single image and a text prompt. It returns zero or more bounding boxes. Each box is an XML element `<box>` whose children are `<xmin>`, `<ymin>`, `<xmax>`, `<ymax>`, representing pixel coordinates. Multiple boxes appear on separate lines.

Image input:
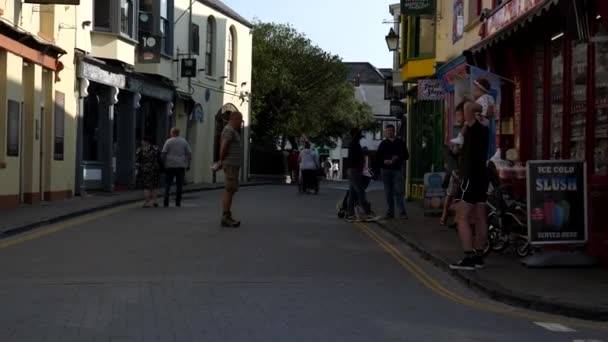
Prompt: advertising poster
<box><xmin>527</xmin><ymin>160</ymin><xmax>588</xmax><ymax>245</ymax></box>
<box><xmin>453</xmin><ymin>0</ymin><xmax>464</xmax><ymax>43</ymax></box>
<box><xmin>423</xmin><ymin>172</ymin><xmax>445</xmax><ymax>215</ymax></box>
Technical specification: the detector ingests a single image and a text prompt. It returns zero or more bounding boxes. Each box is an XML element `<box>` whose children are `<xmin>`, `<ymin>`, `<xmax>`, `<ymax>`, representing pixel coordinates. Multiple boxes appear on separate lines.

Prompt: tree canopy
<box><xmin>250</xmin><ymin>21</ymin><xmax>377</xmax><ymax>148</ymax></box>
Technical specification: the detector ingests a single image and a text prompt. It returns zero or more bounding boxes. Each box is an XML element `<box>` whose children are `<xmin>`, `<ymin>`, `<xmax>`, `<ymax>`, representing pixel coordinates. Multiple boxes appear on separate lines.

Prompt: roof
<box><xmin>198</xmin><ymin>0</ymin><xmax>253</xmax><ymax>28</ymax></box>
<box><xmin>379</xmin><ymin>68</ymin><xmax>393</xmax><ymax>79</ymax></box>
<box><xmin>345</xmin><ymin>62</ymin><xmax>386</xmax><ymax>84</ymax></box>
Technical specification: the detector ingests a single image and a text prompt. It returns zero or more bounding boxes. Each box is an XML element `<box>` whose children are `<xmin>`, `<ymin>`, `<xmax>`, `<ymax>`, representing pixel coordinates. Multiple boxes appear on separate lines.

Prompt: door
<box><xmin>39</xmin><ymin>106</ymin><xmax>45</xmax><ymax>201</ymax></box>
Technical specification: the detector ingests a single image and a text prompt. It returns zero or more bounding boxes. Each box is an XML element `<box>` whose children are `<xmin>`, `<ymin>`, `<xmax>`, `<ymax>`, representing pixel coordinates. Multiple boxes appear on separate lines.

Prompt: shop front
<box><xmin>468</xmin><ymin>0</ymin><xmax>608</xmax><ymax>265</ymax></box>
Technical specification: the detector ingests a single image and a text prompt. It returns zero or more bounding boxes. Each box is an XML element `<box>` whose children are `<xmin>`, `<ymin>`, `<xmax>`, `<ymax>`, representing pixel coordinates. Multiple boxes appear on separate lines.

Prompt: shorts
<box><xmin>224</xmin><ymin>165</ymin><xmax>240</xmax><ymax>193</ymax></box>
<box><xmin>446</xmin><ymin>171</ymin><xmax>461</xmax><ymax>197</ymax></box>
<box><xmin>457</xmin><ymin>177</ymin><xmax>488</xmax><ymax>204</ymax></box>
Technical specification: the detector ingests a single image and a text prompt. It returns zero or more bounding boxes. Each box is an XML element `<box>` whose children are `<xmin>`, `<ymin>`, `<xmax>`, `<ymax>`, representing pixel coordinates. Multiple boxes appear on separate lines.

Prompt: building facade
<box><xmin>0</xmin><ymin>0</ymin><xmax>252</xmax><ymax>209</ymax></box>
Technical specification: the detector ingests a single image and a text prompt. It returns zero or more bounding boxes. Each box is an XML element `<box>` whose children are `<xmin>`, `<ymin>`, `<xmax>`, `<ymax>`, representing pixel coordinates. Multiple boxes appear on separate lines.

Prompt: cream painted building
<box><xmin>0</xmin><ymin>1</ymin><xmax>79</xmax><ymax>208</ymax></box>
<box><xmin>0</xmin><ymin>0</ymin><xmax>252</xmax><ymax>209</ymax></box>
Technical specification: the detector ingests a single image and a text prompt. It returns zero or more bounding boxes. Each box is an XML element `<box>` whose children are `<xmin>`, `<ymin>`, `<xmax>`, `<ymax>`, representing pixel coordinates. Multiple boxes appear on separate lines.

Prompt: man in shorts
<box><xmin>217</xmin><ymin>111</ymin><xmax>244</xmax><ymax>228</ymax></box>
<box><xmin>450</xmin><ymin>100</ymin><xmax>490</xmax><ymax>270</ymax></box>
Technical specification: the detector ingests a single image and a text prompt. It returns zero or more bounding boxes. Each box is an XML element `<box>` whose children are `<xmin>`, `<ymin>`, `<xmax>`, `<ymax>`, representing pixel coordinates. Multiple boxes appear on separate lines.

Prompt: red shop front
<box><xmin>468</xmin><ymin>0</ymin><xmax>608</xmax><ymax>265</ymax></box>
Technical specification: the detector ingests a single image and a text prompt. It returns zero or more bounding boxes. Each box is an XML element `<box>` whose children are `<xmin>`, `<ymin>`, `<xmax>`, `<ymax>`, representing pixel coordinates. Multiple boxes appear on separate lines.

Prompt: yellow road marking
<box><xmin>355</xmin><ymin>222</ymin><xmax>608</xmax><ymax>332</ymax></box>
<box><xmin>0</xmin><ymin>203</ymin><xmax>138</xmax><ymax>250</ymax></box>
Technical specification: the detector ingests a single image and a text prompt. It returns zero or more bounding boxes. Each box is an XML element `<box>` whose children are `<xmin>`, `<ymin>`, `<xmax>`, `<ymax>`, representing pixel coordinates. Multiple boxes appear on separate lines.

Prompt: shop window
<box><xmin>206</xmin><ymin>16</ymin><xmax>216</xmax><ymax>76</ymax></box>
<box><xmin>594</xmin><ymin>23</ymin><xmax>608</xmax><ymax>175</ymax></box>
<box><xmin>191</xmin><ymin>24</ymin><xmax>200</xmax><ymax>55</ymax></box>
<box><xmin>550</xmin><ymin>36</ymin><xmax>564</xmax><ymax>159</ymax></box>
<box><xmin>570</xmin><ymin>41</ymin><xmax>587</xmax><ymax>161</ymax></box>
<box><xmin>408</xmin><ymin>16</ymin><xmax>434</xmax><ymax>59</ymax></box>
<box><xmin>532</xmin><ymin>45</ymin><xmax>544</xmax><ymax>159</ymax></box>
<box><xmin>53</xmin><ymin>92</ymin><xmax>65</xmax><ymax>161</ymax></box>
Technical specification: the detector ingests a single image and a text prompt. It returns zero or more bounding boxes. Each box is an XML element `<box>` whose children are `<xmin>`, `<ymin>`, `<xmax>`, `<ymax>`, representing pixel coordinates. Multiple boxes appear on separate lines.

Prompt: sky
<box><xmin>221</xmin><ymin>0</ymin><xmax>398</xmax><ymax>69</ymax></box>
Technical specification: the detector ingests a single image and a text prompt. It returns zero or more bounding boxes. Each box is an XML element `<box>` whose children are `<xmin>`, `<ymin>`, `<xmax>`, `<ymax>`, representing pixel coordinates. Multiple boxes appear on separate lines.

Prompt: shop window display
<box><xmin>570</xmin><ymin>41</ymin><xmax>587</xmax><ymax>161</ymax></box>
<box><xmin>550</xmin><ymin>37</ymin><xmax>564</xmax><ymax>159</ymax></box>
<box><xmin>595</xmin><ymin>24</ymin><xmax>608</xmax><ymax>175</ymax></box>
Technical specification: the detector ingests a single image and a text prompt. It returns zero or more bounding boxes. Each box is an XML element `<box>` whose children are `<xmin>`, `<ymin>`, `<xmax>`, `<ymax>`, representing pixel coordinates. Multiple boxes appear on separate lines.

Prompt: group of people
<box><xmin>135</xmin><ymin>111</ymin><xmax>245</xmax><ymax>228</ymax></box>
<box><xmin>287</xmin><ymin>149</ymin><xmax>340</xmax><ymax>185</ymax></box>
<box><xmin>344</xmin><ymin>124</ymin><xmax>409</xmax><ymax>222</ymax></box>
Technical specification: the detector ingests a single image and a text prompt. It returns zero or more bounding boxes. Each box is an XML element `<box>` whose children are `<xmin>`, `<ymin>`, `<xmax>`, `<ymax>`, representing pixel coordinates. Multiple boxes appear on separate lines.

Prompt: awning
<box><xmin>435</xmin><ymin>55</ymin><xmax>468</xmax><ymax>91</ymax></box>
<box><xmin>469</xmin><ymin>0</ymin><xmax>560</xmax><ymax>53</ymax></box>
<box><xmin>0</xmin><ymin>17</ymin><xmax>67</xmax><ymax>56</ymax></box>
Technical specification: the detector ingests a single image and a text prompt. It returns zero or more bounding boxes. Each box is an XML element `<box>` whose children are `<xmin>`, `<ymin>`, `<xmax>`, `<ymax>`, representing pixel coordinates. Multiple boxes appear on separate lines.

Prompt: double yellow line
<box><xmin>355</xmin><ymin>222</ymin><xmax>608</xmax><ymax>332</ymax></box>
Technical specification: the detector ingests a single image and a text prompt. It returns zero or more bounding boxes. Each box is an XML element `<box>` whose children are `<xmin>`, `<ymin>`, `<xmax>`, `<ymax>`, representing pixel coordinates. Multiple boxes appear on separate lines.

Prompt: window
<box><xmin>468</xmin><ymin>0</ymin><xmax>482</xmax><ymax>23</ymax></box>
<box><xmin>94</xmin><ymin>0</ymin><xmax>111</xmax><ymax>31</ymax></box>
<box><xmin>191</xmin><ymin>24</ymin><xmax>200</xmax><ymax>55</ymax></box>
<box><xmin>54</xmin><ymin>92</ymin><xmax>65</xmax><ymax>161</ymax></box>
<box><xmin>549</xmin><ymin>36</ymin><xmax>564</xmax><ymax>159</ymax></box>
<box><xmin>206</xmin><ymin>16</ymin><xmax>215</xmax><ymax>76</ymax></box>
<box><xmin>409</xmin><ymin>15</ymin><xmax>434</xmax><ymax>59</ymax></box>
<box><xmin>6</xmin><ymin>100</ymin><xmax>20</xmax><ymax>157</ymax></box>
<box><xmin>120</xmin><ymin>0</ymin><xmax>134</xmax><ymax>36</ymax></box>
<box><xmin>569</xmin><ymin>41</ymin><xmax>587</xmax><ymax>160</ymax></box>
<box><xmin>227</xmin><ymin>27</ymin><xmax>236</xmax><ymax>82</ymax></box>
<box><xmin>594</xmin><ymin>23</ymin><xmax>608</xmax><ymax>175</ymax></box>
<box><xmin>160</xmin><ymin>0</ymin><xmax>173</xmax><ymax>55</ymax></box>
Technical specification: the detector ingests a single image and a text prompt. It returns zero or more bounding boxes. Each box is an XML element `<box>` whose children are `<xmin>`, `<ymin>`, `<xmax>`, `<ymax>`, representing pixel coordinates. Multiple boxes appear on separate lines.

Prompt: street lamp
<box><xmin>385</xmin><ymin>27</ymin><xmax>399</xmax><ymax>52</ymax></box>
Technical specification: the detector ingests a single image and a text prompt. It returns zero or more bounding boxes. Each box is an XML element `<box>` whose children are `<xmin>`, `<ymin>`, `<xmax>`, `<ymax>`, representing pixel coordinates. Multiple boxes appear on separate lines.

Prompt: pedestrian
<box><xmin>345</xmin><ymin>128</ymin><xmax>375</xmax><ymax>221</ymax></box>
<box><xmin>216</xmin><ymin>111</ymin><xmax>244</xmax><ymax>228</ymax></box>
<box><xmin>440</xmin><ymin>101</ymin><xmax>466</xmax><ymax>226</ymax></box>
<box><xmin>376</xmin><ymin>124</ymin><xmax>409</xmax><ymax>220</ymax></box>
<box><xmin>161</xmin><ymin>127</ymin><xmax>192</xmax><ymax>208</ymax></box>
<box><xmin>298</xmin><ymin>142</ymin><xmax>320</xmax><ymax>194</ymax></box>
<box><xmin>332</xmin><ymin>161</ymin><xmax>340</xmax><ymax>180</ymax></box>
<box><xmin>287</xmin><ymin>149</ymin><xmax>300</xmax><ymax>185</ymax></box>
<box><xmin>323</xmin><ymin>158</ymin><xmax>333</xmax><ymax>180</ymax></box>
<box><xmin>472</xmin><ymin>78</ymin><xmax>497</xmax><ymax>159</ymax></box>
<box><xmin>135</xmin><ymin>136</ymin><xmax>161</xmax><ymax>208</ymax></box>
<box><xmin>449</xmin><ymin>100</ymin><xmax>490</xmax><ymax>271</ymax></box>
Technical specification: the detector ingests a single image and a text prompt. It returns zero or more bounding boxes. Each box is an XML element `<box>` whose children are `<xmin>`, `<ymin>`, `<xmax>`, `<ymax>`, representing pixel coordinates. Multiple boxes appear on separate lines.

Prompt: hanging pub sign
<box><xmin>526</xmin><ymin>160</ymin><xmax>588</xmax><ymax>245</ymax></box>
<box><xmin>24</xmin><ymin>0</ymin><xmax>80</xmax><ymax>4</ymax></box>
<box><xmin>137</xmin><ymin>31</ymin><xmax>161</xmax><ymax>63</ymax></box>
<box><xmin>401</xmin><ymin>0</ymin><xmax>435</xmax><ymax>15</ymax></box>
<box><xmin>181</xmin><ymin>58</ymin><xmax>197</xmax><ymax>78</ymax></box>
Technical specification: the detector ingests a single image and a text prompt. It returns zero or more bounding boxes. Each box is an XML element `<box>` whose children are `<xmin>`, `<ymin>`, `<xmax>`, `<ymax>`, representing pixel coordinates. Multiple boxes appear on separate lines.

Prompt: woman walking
<box><xmin>136</xmin><ymin>136</ymin><xmax>162</xmax><ymax>208</ymax></box>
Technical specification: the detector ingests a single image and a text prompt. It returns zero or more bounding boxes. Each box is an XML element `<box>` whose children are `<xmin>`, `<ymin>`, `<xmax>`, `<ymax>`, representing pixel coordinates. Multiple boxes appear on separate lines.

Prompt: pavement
<box><xmin>1</xmin><ymin>184</ymin><xmax>607</xmax><ymax>341</ymax></box>
<box><xmin>365</xmin><ymin>187</ymin><xmax>608</xmax><ymax>322</ymax></box>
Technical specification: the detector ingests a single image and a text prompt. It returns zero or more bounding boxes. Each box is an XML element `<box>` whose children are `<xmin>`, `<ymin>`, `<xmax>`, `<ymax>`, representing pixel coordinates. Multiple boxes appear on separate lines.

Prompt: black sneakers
<box><xmin>221</xmin><ymin>212</ymin><xmax>241</xmax><ymax>228</ymax></box>
<box><xmin>450</xmin><ymin>256</ymin><xmax>485</xmax><ymax>270</ymax></box>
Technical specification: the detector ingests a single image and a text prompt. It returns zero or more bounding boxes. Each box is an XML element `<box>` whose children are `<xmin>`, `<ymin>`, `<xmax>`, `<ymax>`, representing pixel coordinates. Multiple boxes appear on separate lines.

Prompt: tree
<box><xmin>251</xmin><ymin>21</ymin><xmax>376</xmax><ymax>148</ymax></box>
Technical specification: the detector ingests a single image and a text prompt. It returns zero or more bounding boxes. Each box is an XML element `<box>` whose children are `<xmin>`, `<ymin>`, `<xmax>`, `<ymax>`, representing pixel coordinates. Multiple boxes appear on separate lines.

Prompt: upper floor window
<box><xmin>468</xmin><ymin>0</ymin><xmax>482</xmax><ymax>24</ymax></box>
<box><xmin>137</xmin><ymin>0</ymin><xmax>173</xmax><ymax>55</ymax></box>
<box><xmin>408</xmin><ymin>15</ymin><xmax>434</xmax><ymax>59</ymax></box>
<box><xmin>94</xmin><ymin>0</ymin><xmax>136</xmax><ymax>39</ymax></box>
<box><xmin>228</xmin><ymin>26</ymin><xmax>237</xmax><ymax>82</ymax></box>
<box><xmin>160</xmin><ymin>0</ymin><xmax>173</xmax><ymax>55</ymax></box>
<box><xmin>206</xmin><ymin>16</ymin><xmax>216</xmax><ymax>76</ymax></box>
<box><xmin>191</xmin><ymin>24</ymin><xmax>200</xmax><ymax>55</ymax></box>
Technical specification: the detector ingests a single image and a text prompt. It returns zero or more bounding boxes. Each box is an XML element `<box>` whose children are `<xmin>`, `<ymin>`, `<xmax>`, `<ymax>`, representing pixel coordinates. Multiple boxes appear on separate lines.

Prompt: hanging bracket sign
<box><xmin>401</xmin><ymin>0</ymin><xmax>435</xmax><ymax>15</ymax></box>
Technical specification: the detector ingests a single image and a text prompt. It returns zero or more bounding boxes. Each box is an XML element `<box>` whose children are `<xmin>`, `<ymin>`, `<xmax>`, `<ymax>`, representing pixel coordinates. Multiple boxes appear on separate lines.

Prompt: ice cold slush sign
<box><xmin>526</xmin><ymin>160</ymin><xmax>588</xmax><ymax>245</ymax></box>
<box><xmin>401</xmin><ymin>0</ymin><xmax>435</xmax><ymax>15</ymax></box>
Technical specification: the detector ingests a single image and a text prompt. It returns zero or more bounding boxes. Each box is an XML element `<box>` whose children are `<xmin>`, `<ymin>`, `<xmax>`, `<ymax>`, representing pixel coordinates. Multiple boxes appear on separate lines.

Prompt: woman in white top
<box><xmin>298</xmin><ymin>142</ymin><xmax>320</xmax><ymax>193</ymax></box>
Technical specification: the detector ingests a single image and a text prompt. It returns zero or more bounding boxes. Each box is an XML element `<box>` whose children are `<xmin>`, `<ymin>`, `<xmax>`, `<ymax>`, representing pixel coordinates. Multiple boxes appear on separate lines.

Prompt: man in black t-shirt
<box><xmin>450</xmin><ymin>100</ymin><xmax>490</xmax><ymax>271</ymax></box>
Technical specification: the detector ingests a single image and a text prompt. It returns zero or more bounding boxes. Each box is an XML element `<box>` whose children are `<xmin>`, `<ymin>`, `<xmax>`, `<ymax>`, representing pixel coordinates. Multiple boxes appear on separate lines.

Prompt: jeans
<box><xmin>164</xmin><ymin>168</ymin><xmax>186</xmax><ymax>206</ymax></box>
<box><xmin>347</xmin><ymin>169</ymin><xmax>370</xmax><ymax>216</ymax></box>
<box><xmin>381</xmin><ymin>169</ymin><xmax>407</xmax><ymax>216</ymax></box>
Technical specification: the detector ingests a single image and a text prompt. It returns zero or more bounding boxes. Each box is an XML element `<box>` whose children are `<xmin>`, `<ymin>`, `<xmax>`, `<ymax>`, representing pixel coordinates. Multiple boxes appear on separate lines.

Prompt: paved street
<box><xmin>0</xmin><ymin>185</ymin><xmax>606</xmax><ymax>341</ymax></box>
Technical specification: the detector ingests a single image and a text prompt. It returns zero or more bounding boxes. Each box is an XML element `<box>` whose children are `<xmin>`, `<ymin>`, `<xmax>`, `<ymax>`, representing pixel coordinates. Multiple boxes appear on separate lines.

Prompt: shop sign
<box><xmin>401</xmin><ymin>0</ymin><xmax>435</xmax><ymax>15</ymax></box>
<box><xmin>24</xmin><ymin>0</ymin><xmax>80</xmax><ymax>4</ymax></box>
<box><xmin>181</xmin><ymin>58</ymin><xmax>197</xmax><ymax>78</ymax></box>
<box><xmin>485</xmin><ymin>0</ymin><xmax>545</xmax><ymax>38</ymax></box>
<box><xmin>527</xmin><ymin>160</ymin><xmax>588</xmax><ymax>245</ymax></box>
<box><xmin>417</xmin><ymin>79</ymin><xmax>445</xmax><ymax>100</ymax></box>
<box><xmin>423</xmin><ymin>172</ymin><xmax>445</xmax><ymax>214</ymax></box>
<box><xmin>137</xmin><ymin>31</ymin><xmax>161</xmax><ymax>64</ymax></box>
<box><xmin>80</xmin><ymin>63</ymin><xmax>126</xmax><ymax>89</ymax></box>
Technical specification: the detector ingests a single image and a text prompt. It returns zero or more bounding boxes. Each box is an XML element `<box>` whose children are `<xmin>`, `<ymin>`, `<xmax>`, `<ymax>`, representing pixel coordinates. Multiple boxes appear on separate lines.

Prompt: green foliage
<box><xmin>251</xmin><ymin>21</ymin><xmax>377</xmax><ymax>148</ymax></box>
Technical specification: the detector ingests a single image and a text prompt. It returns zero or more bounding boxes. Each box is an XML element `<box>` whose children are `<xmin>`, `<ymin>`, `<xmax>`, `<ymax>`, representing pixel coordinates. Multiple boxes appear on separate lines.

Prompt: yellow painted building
<box><xmin>0</xmin><ymin>1</ymin><xmax>78</xmax><ymax>208</ymax></box>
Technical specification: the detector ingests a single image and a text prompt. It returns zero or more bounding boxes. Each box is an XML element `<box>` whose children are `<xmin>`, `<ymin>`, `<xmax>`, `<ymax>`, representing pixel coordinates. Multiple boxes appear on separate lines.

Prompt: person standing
<box><xmin>161</xmin><ymin>127</ymin><xmax>192</xmax><ymax>208</ymax></box>
<box><xmin>345</xmin><ymin>128</ymin><xmax>374</xmax><ymax>221</ymax></box>
<box><xmin>376</xmin><ymin>124</ymin><xmax>409</xmax><ymax>219</ymax></box>
<box><xmin>287</xmin><ymin>149</ymin><xmax>300</xmax><ymax>185</ymax></box>
<box><xmin>135</xmin><ymin>136</ymin><xmax>161</xmax><ymax>208</ymax></box>
<box><xmin>449</xmin><ymin>100</ymin><xmax>490</xmax><ymax>270</ymax></box>
<box><xmin>216</xmin><ymin>111</ymin><xmax>244</xmax><ymax>228</ymax></box>
<box><xmin>323</xmin><ymin>158</ymin><xmax>333</xmax><ymax>180</ymax></box>
<box><xmin>298</xmin><ymin>142</ymin><xmax>320</xmax><ymax>194</ymax></box>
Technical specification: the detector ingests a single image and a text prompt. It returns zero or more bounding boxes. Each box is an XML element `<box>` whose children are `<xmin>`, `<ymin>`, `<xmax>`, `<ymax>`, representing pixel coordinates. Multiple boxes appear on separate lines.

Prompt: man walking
<box><xmin>161</xmin><ymin>127</ymin><xmax>191</xmax><ymax>208</ymax></box>
<box><xmin>345</xmin><ymin>128</ymin><xmax>375</xmax><ymax>221</ymax></box>
<box><xmin>216</xmin><ymin>111</ymin><xmax>244</xmax><ymax>228</ymax></box>
<box><xmin>376</xmin><ymin>124</ymin><xmax>409</xmax><ymax>219</ymax></box>
<box><xmin>449</xmin><ymin>100</ymin><xmax>490</xmax><ymax>270</ymax></box>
